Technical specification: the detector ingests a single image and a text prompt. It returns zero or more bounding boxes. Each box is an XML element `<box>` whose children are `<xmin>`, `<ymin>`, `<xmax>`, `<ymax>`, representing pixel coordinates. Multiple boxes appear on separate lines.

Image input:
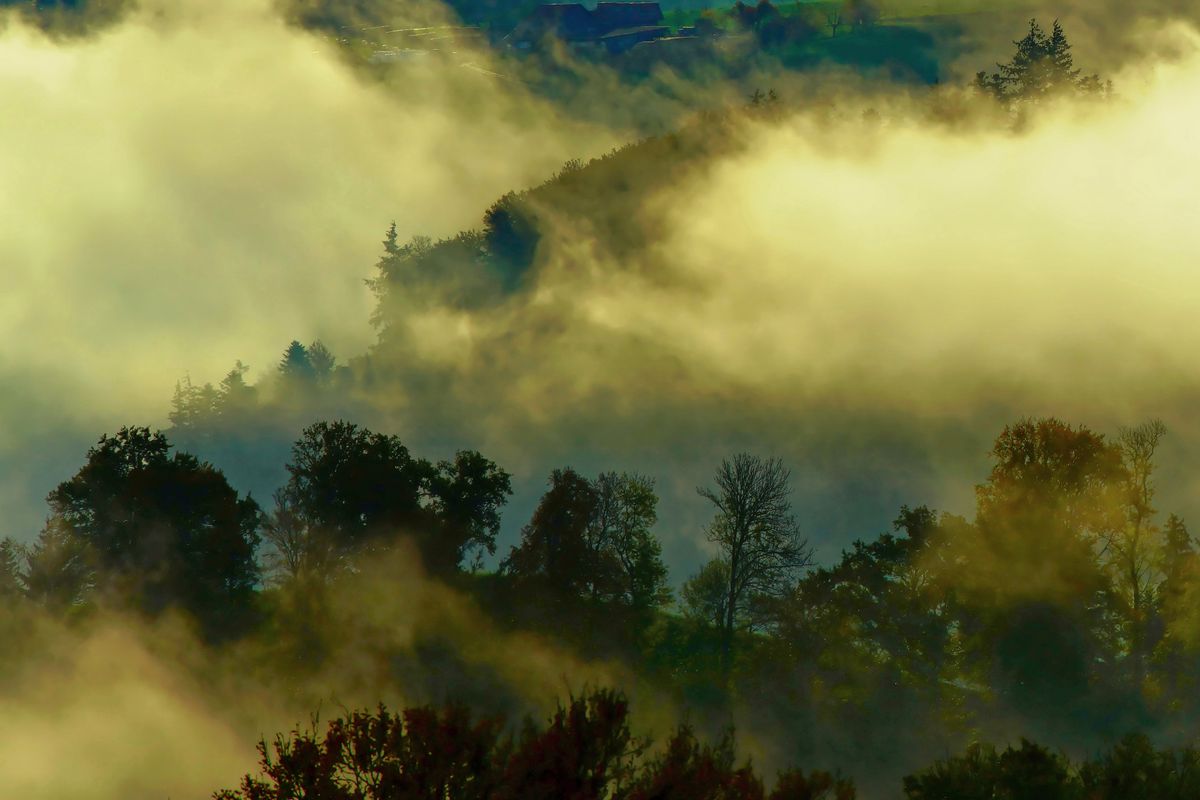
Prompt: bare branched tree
<box><xmin>697</xmin><ymin>453</ymin><xmax>813</xmax><ymax>674</ymax></box>
<box><xmin>827</xmin><ymin>9</ymin><xmax>842</xmax><ymax>37</ymax></box>
<box><xmin>1110</xmin><ymin>419</ymin><xmax>1168</xmax><ymax>679</ymax></box>
<box><xmin>261</xmin><ymin>487</ymin><xmax>338</xmax><ymax>584</ymax></box>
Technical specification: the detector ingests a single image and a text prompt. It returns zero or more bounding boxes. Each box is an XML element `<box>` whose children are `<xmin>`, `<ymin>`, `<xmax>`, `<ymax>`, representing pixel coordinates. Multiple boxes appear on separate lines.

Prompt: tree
<box><xmin>216</xmin><ymin>690</ymin><xmax>846</xmax><ymax>800</ymax></box>
<box><xmin>425</xmin><ymin>450</ymin><xmax>513</xmax><ymax>573</ymax></box>
<box><xmin>946</xmin><ymin>418</ymin><xmax>1128</xmax><ymax>722</ymax></box>
<box><xmin>627</xmin><ymin>724</ymin><xmax>762</xmax><ymax>800</ymax></box>
<box><xmin>1106</xmin><ymin>419</ymin><xmax>1169</xmax><ymax>684</ymax></box>
<box><xmin>770</xmin><ymin>770</ymin><xmax>857</xmax><ymax>800</ymax></box>
<box><xmin>503</xmin><ymin>468</ymin><xmax>597</xmax><ymax>598</ymax></box>
<box><xmin>697</xmin><ymin>454</ymin><xmax>813</xmax><ymax>674</ymax></box>
<box><xmin>279</xmin><ymin>421</ymin><xmax>432</xmax><ymax>562</ymax></box>
<box><xmin>21</xmin><ymin>521</ymin><xmax>93</xmax><ymax>610</ymax></box>
<box><xmin>779</xmin><ymin>506</ymin><xmax>955</xmax><ymax>708</ymax></box>
<box><xmin>218</xmin><ymin>360</ymin><xmax>255</xmax><ymax>410</ymax></box>
<box><xmin>1079</xmin><ymin>733</ymin><xmax>1200</xmax><ymax>799</ymax></box>
<box><xmin>169</xmin><ymin>361</ymin><xmax>257</xmax><ymax>440</ymax></box>
<box><xmin>483</xmin><ymin>192</ymin><xmax>540</xmax><ymax>274</ymax></box>
<box><xmin>902</xmin><ymin>739</ymin><xmax>1080</xmax><ymax>800</ymax></box>
<box><xmin>589</xmin><ymin>472</ymin><xmax>671</xmax><ymax>610</ymax></box>
<box><xmin>280</xmin><ymin>422</ymin><xmax>432</xmax><ymax>546</ymax></box>
<box><xmin>217</xmin><ymin>702</ymin><xmax>508</xmax><ymax>800</ymax></box>
<box><xmin>500</xmin><ymin>690</ymin><xmax>643</xmax><ymax>800</ymax></box>
<box><xmin>277</xmin><ymin>422</ymin><xmax>511</xmax><ymax>577</ymax></box>
<box><xmin>0</xmin><ymin>537</ymin><xmax>25</xmax><ymax>601</ymax></box>
<box><xmin>969</xmin><ymin>417</ymin><xmax>1126</xmax><ymax>606</ymax></box>
<box><xmin>504</xmin><ymin>470</ymin><xmax>670</xmax><ymax>609</ymax></box>
<box><xmin>732</xmin><ymin>0</ymin><xmax>791</xmax><ymax>38</ymax></box>
<box><xmin>277</xmin><ymin>340</ymin><xmax>315</xmax><ymax>383</ymax></box>
<box><xmin>307</xmin><ymin>340</ymin><xmax>336</xmax><ymax>385</ymax></box>
<box><xmin>216</xmin><ymin>690</ymin><xmax>643</xmax><ymax>800</ymax></box>
<box><xmin>366</xmin><ymin>222</ymin><xmax>408</xmax><ymax>330</ymax></box>
<box><xmin>681</xmin><ymin>558</ymin><xmax>731</xmax><ymax>628</ymax></box>
<box><xmin>974</xmin><ymin>19</ymin><xmax>1107</xmax><ymax>104</ymax></box>
<box><xmin>0</xmin><ymin>538</ymin><xmax>21</xmax><ymax>592</ymax></box>
<box><xmin>732</xmin><ymin>0</ymin><xmax>757</xmax><ymax>29</ymax></box>
<box><xmin>1152</xmin><ymin>514</ymin><xmax>1199</xmax><ymax>708</ymax></box>
<box><xmin>261</xmin><ymin>486</ymin><xmax>338</xmax><ymax>583</ymax></box>
<box><xmin>757</xmin><ymin>13</ymin><xmax>816</xmax><ymax>47</ymax></box>
<box><xmin>45</xmin><ymin>427</ymin><xmax>260</xmax><ymax>636</ymax></box>
<box><xmin>169</xmin><ymin>375</ymin><xmax>220</xmax><ymax>431</ymax></box>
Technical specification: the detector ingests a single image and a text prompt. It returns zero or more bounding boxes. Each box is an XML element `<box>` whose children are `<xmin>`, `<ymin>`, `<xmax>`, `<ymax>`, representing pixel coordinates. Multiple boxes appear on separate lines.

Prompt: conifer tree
<box><xmin>975</xmin><ymin>19</ymin><xmax>1107</xmax><ymax>104</ymax></box>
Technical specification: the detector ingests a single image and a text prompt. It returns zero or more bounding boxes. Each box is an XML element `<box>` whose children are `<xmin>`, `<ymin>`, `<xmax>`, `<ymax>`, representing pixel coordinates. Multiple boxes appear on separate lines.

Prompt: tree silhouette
<box><xmin>975</xmin><ymin>19</ymin><xmax>1108</xmax><ymax>104</ymax></box>
<box><xmin>697</xmin><ymin>453</ymin><xmax>813</xmax><ymax>675</ymax></box>
<box><xmin>307</xmin><ymin>340</ymin><xmax>337</xmax><ymax>385</ymax></box>
<box><xmin>216</xmin><ymin>702</ymin><xmax>508</xmax><ymax>800</ymax></box>
<box><xmin>275</xmin><ymin>421</ymin><xmax>511</xmax><ymax>577</ymax></box>
<box><xmin>261</xmin><ymin>486</ymin><xmax>337</xmax><ymax>583</ymax></box>
<box><xmin>20</xmin><ymin>521</ymin><xmax>93</xmax><ymax>610</ymax></box>
<box><xmin>278</xmin><ymin>421</ymin><xmax>433</xmax><ymax>562</ymax></box>
<box><xmin>627</xmin><ymin>724</ymin><xmax>762</xmax><ymax>799</ymax></box>
<box><xmin>504</xmin><ymin>469</ymin><xmax>670</xmax><ymax>609</ymax></box>
<box><xmin>903</xmin><ymin>739</ymin><xmax>1079</xmax><ymax>800</ymax></box>
<box><xmin>1108</xmin><ymin>419</ymin><xmax>1169</xmax><ymax>685</ymax></box>
<box><xmin>217</xmin><ymin>690</ymin><xmax>643</xmax><ymax>800</ymax></box>
<box><xmin>503</xmin><ymin>468</ymin><xmax>597</xmax><ymax>598</ymax></box>
<box><xmin>168</xmin><ymin>360</ymin><xmax>257</xmax><ymax>440</ymax></box>
<box><xmin>939</xmin><ymin>418</ymin><xmax>1129</xmax><ymax>724</ymax></box>
<box><xmin>589</xmin><ymin>472</ymin><xmax>671</xmax><ymax>609</ymax></box>
<box><xmin>45</xmin><ymin>426</ymin><xmax>260</xmax><ymax>636</ymax></box>
<box><xmin>425</xmin><ymin>449</ymin><xmax>513</xmax><ymax>573</ymax></box>
<box><xmin>277</xmin><ymin>340</ymin><xmax>315</xmax><ymax>383</ymax></box>
<box><xmin>1079</xmin><ymin>732</ymin><xmax>1200</xmax><ymax>799</ymax></box>
<box><xmin>681</xmin><ymin>558</ymin><xmax>731</xmax><ymax>628</ymax></box>
<box><xmin>483</xmin><ymin>192</ymin><xmax>540</xmax><ymax>276</ymax></box>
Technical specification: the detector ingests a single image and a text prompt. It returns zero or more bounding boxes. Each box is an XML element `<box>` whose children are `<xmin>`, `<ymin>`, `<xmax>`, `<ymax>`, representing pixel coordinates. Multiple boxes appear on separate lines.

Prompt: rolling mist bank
<box><xmin>2</xmin><ymin>0</ymin><xmax>1200</xmax><ymax>796</ymax></box>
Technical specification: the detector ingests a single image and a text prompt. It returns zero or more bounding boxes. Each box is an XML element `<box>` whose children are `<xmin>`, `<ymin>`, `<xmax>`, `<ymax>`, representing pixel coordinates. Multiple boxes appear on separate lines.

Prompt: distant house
<box><xmin>593</xmin><ymin>1</ymin><xmax>663</xmax><ymax>30</ymax></box>
<box><xmin>507</xmin><ymin>1</ymin><xmax>668</xmax><ymax>51</ymax></box>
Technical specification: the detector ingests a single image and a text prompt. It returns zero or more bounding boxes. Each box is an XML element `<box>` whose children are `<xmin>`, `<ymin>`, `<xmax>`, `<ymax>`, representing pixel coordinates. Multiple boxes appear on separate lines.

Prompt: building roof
<box><xmin>593</xmin><ymin>2</ymin><xmax>663</xmax><ymax>30</ymax></box>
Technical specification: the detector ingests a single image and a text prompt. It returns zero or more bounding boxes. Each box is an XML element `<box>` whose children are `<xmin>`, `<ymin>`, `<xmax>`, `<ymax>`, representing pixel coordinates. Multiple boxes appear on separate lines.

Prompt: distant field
<box><xmin>659</xmin><ymin>0</ymin><xmax>1035</xmax><ymax>18</ymax></box>
<box><xmin>656</xmin><ymin>0</ymin><xmax>1042</xmax><ymax>85</ymax></box>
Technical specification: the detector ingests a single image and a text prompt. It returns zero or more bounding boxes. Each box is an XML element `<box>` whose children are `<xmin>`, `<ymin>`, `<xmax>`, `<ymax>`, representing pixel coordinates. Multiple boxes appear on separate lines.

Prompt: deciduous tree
<box><xmin>46</xmin><ymin>426</ymin><xmax>260</xmax><ymax>636</ymax></box>
<box><xmin>697</xmin><ymin>453</ymin><xmax>813</xmax><ymax>674</ymax></box>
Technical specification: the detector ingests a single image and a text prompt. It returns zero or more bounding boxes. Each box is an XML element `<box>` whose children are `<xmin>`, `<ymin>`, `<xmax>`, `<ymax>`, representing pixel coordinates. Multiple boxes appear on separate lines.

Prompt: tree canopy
<box><xmin>266</xmin><ymin>421</ymin><xmax>512</xmax><ymax>579</ymax></box>
<box><xmin>45</xmin><ymin>426</ymin><xmax>260</xmax><ymax>635</ymax></box>
<box><xmin>975</xmin><ymin>19</ymin><xmax>1110</xmax><ymax>104</ymax></box>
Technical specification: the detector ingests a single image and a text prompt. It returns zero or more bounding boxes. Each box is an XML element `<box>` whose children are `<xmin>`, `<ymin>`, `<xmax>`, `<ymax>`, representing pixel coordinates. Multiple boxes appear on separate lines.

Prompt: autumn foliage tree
<box><xmin>216</xmin><ymin>689</ymin><xmax>855</xmax><ymax>800</ymax></box>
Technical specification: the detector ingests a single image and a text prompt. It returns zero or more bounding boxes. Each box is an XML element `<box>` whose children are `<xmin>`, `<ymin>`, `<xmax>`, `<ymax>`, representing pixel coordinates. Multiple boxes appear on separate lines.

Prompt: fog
<box><xmin>4</xmin><ymin>0</ymin><xmax>1200</xmax><ymax>795</ymax></box>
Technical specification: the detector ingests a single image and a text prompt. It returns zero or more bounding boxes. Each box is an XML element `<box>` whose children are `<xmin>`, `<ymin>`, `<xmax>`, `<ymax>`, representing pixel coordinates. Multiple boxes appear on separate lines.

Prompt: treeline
<box><xmin>7</xmin><ymin>412</ymin><xmax>1200</xmax><ymax>781</ymax></box>
<box><xmin>215</xmin><ymin>688</ymin><xmax>1200</xmax><ymax>799</ymax></box>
